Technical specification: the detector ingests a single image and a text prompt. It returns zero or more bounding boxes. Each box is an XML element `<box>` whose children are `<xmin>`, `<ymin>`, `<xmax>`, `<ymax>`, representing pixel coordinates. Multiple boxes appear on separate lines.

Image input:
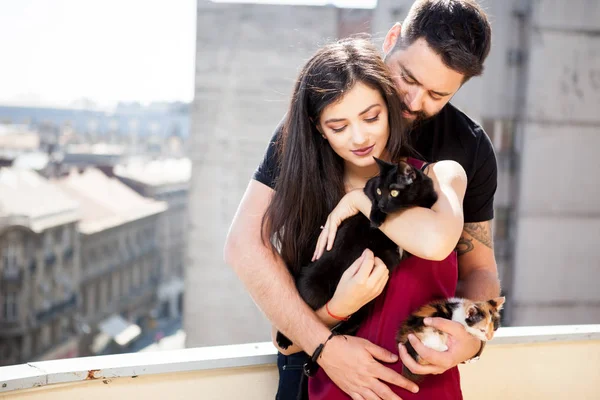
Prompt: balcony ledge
<box><xmin>1</xmin><ymin>324</ymin><xmax>599</xmax><ymax>397</ymax></box>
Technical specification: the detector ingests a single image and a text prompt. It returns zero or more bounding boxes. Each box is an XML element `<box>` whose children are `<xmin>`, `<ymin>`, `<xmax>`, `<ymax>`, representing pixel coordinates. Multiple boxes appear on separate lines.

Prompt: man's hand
<box><xmin>398</xmin><ymin>317</ymin><xmax>481</xmax><ymax>375</ymax></box>
<box><xmin>319</xmin><ymin>335</ymin><xmax>419</xmax><ymax>400</ymax></box>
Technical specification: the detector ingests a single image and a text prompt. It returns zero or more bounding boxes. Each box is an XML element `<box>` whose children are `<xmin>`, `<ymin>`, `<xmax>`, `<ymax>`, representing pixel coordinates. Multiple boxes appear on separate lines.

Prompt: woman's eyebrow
<box><xmin>324</xmin><ymin>104</ymin><xmax>380</xmax><ymax>124</ymax></box>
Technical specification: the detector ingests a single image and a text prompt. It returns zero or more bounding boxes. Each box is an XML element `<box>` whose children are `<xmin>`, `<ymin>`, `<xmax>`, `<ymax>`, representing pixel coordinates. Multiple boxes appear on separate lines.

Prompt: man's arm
<box><xmin>224</xmin><ymin>180</ymin><xmax>330</xmax><ymax>353</ymax></box>
<box><xmin>398</xmin><ymin>220</ymin><xmax>501</xmax><ymax>374</ymax></box>
<box><xmin>455</xmin><ymin>220</ymin><xmax>501</xmax><ymax>300</ymax></box>
<box><xmin>224</xmin><ymin>180</ymin><xmax>417</xmax><ymax>399</ymax></box>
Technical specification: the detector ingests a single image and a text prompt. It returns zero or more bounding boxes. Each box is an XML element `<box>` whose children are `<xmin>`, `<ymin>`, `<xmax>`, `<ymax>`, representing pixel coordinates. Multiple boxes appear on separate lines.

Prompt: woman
<box><xmin>262</xmin><ymin>38</ymin><xmax>467</xmax><ymax>399</ymax></box>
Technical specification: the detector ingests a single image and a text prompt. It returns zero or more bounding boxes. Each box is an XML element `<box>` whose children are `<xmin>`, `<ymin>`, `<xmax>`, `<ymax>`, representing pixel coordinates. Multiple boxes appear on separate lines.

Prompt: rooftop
<box><xmin>114</xmin><ymin>157</ymin><xmax>191</xmax><ymax>187</ymax></box>
<box><xmin>0</xmin><ymin>168</ymin><xmax>79</xmax><ymax>232</ymax></box>
<box><xmin>53</xmin><ymin>168</ymin><xmax>167</xmax><ymax>234</ymax></box>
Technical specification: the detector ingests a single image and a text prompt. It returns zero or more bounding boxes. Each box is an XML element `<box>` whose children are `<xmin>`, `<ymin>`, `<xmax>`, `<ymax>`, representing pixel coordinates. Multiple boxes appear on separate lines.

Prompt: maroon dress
<box><xmin>308</xmin><ymin>158</ymin><xmax>463</xmax><ymax>400</ymax></box>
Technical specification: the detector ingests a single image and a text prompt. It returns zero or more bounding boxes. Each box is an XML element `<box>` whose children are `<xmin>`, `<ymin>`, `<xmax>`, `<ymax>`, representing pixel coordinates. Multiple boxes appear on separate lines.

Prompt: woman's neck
<box><xmin>343</xmin><ymin>154</ymin><xmax>408</xmax><ymax>192</ymax></box>
<box><xmin>343</xmin><ymin>162</ymin><xmax>379</xmax><ymax>192</ymax></box>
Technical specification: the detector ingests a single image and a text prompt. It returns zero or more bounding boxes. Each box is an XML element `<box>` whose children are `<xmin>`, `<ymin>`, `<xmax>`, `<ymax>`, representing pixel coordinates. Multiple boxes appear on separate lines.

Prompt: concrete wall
<box><xmin>186</xmin><ymin>1</ymin><xmax>337</xmax><ymax>347</ymax></box>
<box><xmin>511</xmin><ymin>0</ymin><xmax>600</xmax><ymax>325</ymax></box>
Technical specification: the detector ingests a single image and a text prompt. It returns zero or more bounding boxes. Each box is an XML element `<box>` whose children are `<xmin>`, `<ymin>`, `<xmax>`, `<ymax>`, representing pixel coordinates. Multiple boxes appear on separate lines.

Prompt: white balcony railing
<box><xmin>0</xmin><ymin>324</ymin><xmax>599</xmax><ymax>399</ymax></box>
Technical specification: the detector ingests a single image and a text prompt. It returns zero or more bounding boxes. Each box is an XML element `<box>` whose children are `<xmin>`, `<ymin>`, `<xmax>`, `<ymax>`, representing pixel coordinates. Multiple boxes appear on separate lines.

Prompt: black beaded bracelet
<box><xmin>462</xmin><ymin>340</ymin><xmax>486</xmax><ymax>364</ymax></box>
<box><xmin>303</xmin><ymin>331</ymin><xmax>338</xmax><ymax>377</ymax></box>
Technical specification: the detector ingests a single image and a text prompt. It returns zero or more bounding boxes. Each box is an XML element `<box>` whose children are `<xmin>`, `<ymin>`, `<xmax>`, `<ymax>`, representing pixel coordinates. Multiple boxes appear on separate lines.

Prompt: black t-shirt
<box><xmin>253</xmin><ymin>103</ymin><xmax>497</xmax><ymax>223</ymax></box>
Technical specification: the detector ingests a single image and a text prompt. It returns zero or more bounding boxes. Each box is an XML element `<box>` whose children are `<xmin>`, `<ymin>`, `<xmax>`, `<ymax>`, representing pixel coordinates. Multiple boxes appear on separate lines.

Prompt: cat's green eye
<box><xmin>376</xmin><ymin>188</ymin><xmax>382</xmax><ymax>196</ymax></box>
<box><xmin>390</xmin><ymin>190</ymin><xmax>399</xmax><ymax>197</ymax></box>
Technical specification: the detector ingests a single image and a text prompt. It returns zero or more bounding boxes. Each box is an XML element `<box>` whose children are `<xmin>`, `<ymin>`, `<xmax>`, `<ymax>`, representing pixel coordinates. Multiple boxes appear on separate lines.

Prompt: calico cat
<box><xmin>276</xmin><ymin>158</ymin><xmax>438</xmax><ymax>349</ymax></box>
<box><xmin>396</xmin><ymin>296</ymin><xmax>506</xmax><ymax>382</ymax></box>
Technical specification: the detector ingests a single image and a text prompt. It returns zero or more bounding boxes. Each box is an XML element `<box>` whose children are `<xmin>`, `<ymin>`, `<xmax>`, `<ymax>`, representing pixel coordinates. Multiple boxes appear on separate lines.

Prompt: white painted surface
<box><xmin>1</xmin><ymin>325</ymin><xmax>599</xmax><ymax>394</ymax></box>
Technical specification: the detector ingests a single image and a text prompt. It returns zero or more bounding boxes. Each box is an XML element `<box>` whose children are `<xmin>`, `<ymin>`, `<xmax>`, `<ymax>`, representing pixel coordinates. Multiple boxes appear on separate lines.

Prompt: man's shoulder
<box><xmin>441</xmin><ymin>103</ymin><xmax>485</xmax><ymax>136</ymax></box>
<box><xmin>436</xmin><ymin>103</ymin><xmax>494</xmax><ymax>154</ymax></box>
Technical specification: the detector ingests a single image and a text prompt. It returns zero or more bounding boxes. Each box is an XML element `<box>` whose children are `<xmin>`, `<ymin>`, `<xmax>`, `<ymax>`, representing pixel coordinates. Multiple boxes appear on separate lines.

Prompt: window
<box><xmin>60</xmin><ymin>317</ymin><xmax>70</xmax><ymax>340</ymax></box>
<box><xmin>86</xmin><ymin>286</ymin><xmax>94</xmax><ymax>317</ymax></box>
<box><xmin>63</xmin><ymin>227</ymin><xmax>71</xmax><ymax>247</ymax></box>
<box><xmin>41</xmin><ymin>325</ymin><xmax>51</xmax><ymax>350</ymax></box>
<box><xmin>2</xmin><ymin>242</ymin><xmax>18</xmax><ymax>271</ymax></box>
<box><xmin>53</xmin><ymin>228</ymin><xmax>62</xmax><ymax>244</ymax></box>
<box><xmin>44</xmin><ymin>232</ymin><xmax>53</xmax><ymax>255</ymax></box>
<box><xmin>2</xmin><ymin>292</ymin><xmax>18</xmax><ymax>321</ymax></box>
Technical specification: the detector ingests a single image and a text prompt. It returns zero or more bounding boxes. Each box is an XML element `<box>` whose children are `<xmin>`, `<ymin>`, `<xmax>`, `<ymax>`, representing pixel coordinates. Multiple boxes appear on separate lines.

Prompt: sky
<box><xmin>0</xmin><ymin>0</ymin><xmax>376</xmax><ymax>109</ymax></box>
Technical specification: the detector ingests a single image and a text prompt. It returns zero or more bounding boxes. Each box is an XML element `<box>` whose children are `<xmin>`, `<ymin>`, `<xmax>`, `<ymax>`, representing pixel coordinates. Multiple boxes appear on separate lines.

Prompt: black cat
<box><xmin>276</xmin><ymin>158</ymin><xmax>438</xmax><ymax>349</ymax></box>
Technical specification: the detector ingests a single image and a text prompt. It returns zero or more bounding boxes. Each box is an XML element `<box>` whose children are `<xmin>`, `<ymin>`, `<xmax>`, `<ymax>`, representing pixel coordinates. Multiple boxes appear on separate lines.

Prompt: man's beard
<box><xmin>405</xmin><ymin>110</ymin><xmax>429</xmax><ymax>124</ymax></box>
<box><xmin>400</xmin><ymin>102</ymin><xmax>432</xmax><ymax>127</ymax></box>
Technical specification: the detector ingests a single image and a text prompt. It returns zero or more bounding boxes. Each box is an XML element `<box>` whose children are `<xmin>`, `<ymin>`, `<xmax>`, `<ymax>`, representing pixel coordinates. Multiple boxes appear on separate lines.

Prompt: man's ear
<box><xmin>383</xmin><ymin>22</ymin><xmax>402</xmax><ymax>55</ymax></box>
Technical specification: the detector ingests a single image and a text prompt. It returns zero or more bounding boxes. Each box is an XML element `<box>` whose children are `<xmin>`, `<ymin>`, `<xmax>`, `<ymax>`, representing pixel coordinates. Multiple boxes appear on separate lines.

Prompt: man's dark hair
<box><xmin>391</xmin><ymin>0</ymin><xmax>491</xmax><ymax>81</ymax></box>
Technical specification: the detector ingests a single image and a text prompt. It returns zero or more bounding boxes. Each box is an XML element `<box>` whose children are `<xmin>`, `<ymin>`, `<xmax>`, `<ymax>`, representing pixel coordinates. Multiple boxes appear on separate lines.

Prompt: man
<box><xmin>224</xmin><ymin>1</ymin><xmax>500</xmax><ymax>399</ymax></box>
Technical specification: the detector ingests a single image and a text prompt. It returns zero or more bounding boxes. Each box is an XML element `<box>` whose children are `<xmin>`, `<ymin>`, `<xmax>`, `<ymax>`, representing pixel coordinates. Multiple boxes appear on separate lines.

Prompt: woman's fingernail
<box><xmin>424</xmin><ymin>317</ymin><xmax>432</xmax><ymax>325</ymax></box>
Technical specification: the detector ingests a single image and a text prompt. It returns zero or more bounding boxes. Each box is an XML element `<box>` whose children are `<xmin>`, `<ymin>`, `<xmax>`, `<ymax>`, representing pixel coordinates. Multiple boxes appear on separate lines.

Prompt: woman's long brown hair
<box><xmin>262</xmin><ymin>38</ymin><xmax>410</xmax><ymax>276</ymax></box>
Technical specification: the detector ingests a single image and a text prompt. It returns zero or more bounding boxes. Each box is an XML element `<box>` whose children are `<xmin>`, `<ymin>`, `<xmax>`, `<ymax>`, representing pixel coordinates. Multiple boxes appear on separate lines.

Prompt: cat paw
<box><xmin>276</xmin><ymin>332</ymin><xmax>293</xmax><ymax>350</ymax></box>
<box><xmin>369</xmin><ymin>211</ymin><xmax>387</xmax><ymax>228</ymax></box>
<box><xmin>370</xmin><ymin>220</ymin><xmax>382</xmax><ymax>228</ymax></box>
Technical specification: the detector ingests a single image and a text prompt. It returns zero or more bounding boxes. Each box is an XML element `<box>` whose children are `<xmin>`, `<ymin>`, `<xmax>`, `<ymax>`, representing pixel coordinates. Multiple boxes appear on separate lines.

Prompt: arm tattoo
<box><xmin>456</xmin><ymin>237</ymin><xmax>474</xmax><ymax>256</ymax></box>
<box><xmin>464</xmin><ymin>222</ymin><xmax>493</xmax><ymax>249</ymax></box>
<box><xmin>455</xmin><ymin>221</ymin><xmax>493</xmax><ymax>255</ymax></box>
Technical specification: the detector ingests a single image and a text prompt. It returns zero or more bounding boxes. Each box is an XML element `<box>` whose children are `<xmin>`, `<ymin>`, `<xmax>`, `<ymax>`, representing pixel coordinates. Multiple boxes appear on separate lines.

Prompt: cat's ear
<box><xmin>490</xmin><ymin>297</ymin><xmax>506</xmax><ymax>311</ymax></box>
<box><xmin>406</xmin><ymin>166</ymin><xmax>417</xmax><ymax>184</ymax></box>
<box><xmin>466</xmin><ymin>304</ymin><xmax>478</xmax><ymax>320</ymax></box>
<box><xmin>373</xmin><ymin>157</ymin><xmax>393</xmax><ymax>174</ymax></box>
<box><xmin>400</xmin><ymin>162</ymin><xmax>417</xmax><ymax>184</ymax></box>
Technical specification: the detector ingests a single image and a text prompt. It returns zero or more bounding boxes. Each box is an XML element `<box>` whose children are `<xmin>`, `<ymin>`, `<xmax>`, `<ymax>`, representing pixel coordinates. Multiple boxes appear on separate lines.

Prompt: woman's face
<box><xmin>318</xmin><ymin>81</ymin><xmax>390</xmax><ymax>170</ymax></box>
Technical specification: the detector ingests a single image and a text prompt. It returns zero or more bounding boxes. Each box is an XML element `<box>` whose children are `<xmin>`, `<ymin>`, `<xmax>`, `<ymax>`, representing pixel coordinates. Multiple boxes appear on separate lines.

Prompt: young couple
<box><xmin>225</xmin><ymin>1</ymin><xmax>501</xmax><ymax>399</ymax></box>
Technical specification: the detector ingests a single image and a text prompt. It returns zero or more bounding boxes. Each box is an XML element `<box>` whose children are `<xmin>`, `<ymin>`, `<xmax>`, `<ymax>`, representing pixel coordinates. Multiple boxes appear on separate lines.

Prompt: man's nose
<box><xmin>407</xmin><ymin>87</ymin><xmax>425</xmax><ymax>112</ymax></box>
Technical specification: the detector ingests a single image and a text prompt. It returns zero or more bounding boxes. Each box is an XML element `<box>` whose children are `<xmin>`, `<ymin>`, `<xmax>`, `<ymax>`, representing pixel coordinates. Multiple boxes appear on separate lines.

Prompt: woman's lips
<box><xmin>351</xmin><ymin>144</ymin><xmax>375</xmax><ymax>156</ymax></box>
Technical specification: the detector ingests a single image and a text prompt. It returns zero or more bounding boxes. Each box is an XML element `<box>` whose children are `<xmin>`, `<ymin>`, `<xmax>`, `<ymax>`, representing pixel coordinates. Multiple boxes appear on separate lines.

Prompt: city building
<box><xmin>114</xmin><ymin>158</ymin><xmax>191</xmax><ymax>321</ymax></box>
<box><xmin>0</xmin><ymin>168</ymin><xmax>80</xmax><ymax>366</ymax></box>
<box><xmin>53</xmin><ymin>168</ymin><xmax>167</xmax><ymax>357</ymax></box>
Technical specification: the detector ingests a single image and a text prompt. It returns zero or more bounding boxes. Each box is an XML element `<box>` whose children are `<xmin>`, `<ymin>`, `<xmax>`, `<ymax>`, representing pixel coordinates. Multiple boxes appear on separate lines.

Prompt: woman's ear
<box><xmin>314</xmin><ymin>119</ymin><xmax>326</xmax><ymax>139</ymax></box>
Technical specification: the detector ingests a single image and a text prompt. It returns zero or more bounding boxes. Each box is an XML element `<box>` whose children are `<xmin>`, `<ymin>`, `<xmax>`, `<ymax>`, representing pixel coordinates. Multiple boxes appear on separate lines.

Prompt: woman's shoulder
<box><xmin>427</xmin><ymin>160</ymin><xmax>467</xmax><ymax>186</ymax></box>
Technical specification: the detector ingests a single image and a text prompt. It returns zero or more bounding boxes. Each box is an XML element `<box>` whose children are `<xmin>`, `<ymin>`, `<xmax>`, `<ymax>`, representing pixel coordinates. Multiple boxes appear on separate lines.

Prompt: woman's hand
<box><xmin>326</xmin><ymin>249</ymin><xmax>389</xmax><ymax>318</ymax></box>
<box><xmin>312</xmin><ymin>189</ymin><xmax>363</xmax><ymax>261</ymax></box>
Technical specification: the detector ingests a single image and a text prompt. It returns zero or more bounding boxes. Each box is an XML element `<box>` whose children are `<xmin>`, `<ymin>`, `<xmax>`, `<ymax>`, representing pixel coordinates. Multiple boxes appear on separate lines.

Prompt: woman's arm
<box><xmin>362</xmin><ymin>160</ymin><xmax>466</xmax><ymax>260</ymax></box>
<box><xmin>272</xmin><ymin>249</ymin><xmax>390</xmax><ymax>355</ymax></box>
<box><xmin>315</xmin><ymin>161</ymin><xmax>467</xmax><ymax>261</ymax></box>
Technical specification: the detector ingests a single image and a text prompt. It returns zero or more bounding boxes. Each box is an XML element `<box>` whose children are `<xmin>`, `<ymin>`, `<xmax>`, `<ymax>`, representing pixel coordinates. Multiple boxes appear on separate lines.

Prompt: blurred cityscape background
<box><xmin>0</xmin><ymin>0</ymin><xmax>598</xmax><ymax>367</ymax></box>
